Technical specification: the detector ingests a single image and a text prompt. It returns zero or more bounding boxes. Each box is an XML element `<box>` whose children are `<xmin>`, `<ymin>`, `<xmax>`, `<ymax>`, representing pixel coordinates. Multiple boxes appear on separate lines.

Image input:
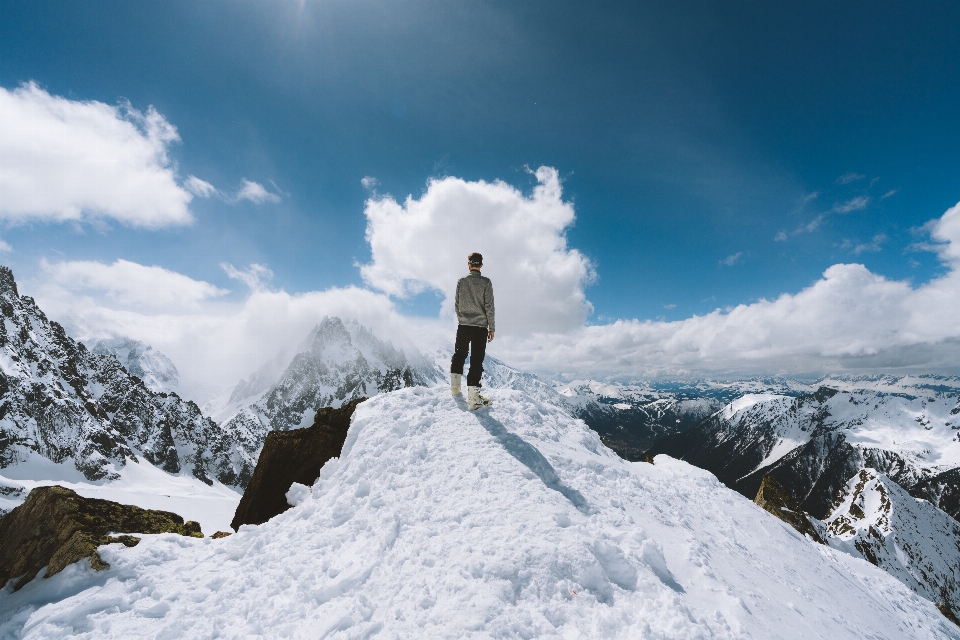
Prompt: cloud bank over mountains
<box><xmin>29</xmin><ymin>171</ymin><xmax>960</xmax><ymax>398</ymax></box>
<box><xmin>6</xmin><ymin>85</ymin><xmax>960</xmax><ymax>395</ymax></box>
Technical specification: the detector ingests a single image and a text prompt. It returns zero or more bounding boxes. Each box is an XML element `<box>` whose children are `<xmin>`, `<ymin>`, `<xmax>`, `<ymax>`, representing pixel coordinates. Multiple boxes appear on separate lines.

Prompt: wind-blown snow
<box><xmin>1</xmin><ymin>387</ymin><xmax>955</xmax><ymax>638</ymax></box>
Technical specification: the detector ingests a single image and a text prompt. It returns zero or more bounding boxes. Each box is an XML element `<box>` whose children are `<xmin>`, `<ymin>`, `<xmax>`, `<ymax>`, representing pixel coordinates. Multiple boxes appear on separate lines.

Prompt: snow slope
<box><xmin>0</xmin><ymin>453</ymin><xmax>239</xmax><ymax>534</ymax></box>
<box><xmin>2</xmin><ymin>387</ymin><xmax>954</xmax><ymax>639</ymax></box>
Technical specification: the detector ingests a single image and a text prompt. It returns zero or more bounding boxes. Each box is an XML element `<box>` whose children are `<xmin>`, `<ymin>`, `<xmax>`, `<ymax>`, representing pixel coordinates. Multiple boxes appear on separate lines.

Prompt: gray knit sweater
<box><xmin>454</xmin><ymin>271</ymin><xmax>496</xmax><ymax>332</ymax></box>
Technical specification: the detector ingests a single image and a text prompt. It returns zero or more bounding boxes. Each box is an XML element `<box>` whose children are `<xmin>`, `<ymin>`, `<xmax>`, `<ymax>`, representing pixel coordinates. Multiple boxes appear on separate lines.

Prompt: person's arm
<box><xmin>454</xmin><ymin>280</ymin><xmax>461</xmax><ymax>319</ymax></box>
<box><xmin>485</xmin><ymin>280</ymin><xmax>495</xmax><ymax>339</ymax></box>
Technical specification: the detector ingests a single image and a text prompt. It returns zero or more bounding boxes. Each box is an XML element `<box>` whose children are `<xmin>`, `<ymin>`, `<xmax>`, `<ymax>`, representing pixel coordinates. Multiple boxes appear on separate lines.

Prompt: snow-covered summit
<box><xmin>3</xmin><ymin>386</ymin><xmax>955</xmax><ymax>638</ymax></box>
<box><xmin>91</xmin><ymin>337</ymin><xmax>179</xmax><ymax>394</ymax></box>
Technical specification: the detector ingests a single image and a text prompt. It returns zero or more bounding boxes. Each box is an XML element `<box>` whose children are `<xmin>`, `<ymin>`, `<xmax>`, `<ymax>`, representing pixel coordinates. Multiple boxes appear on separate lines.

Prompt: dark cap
<box><xmin>468</xmin><ymin>252</ymin><xmax>483</xmax><ymax>266</ymax></box>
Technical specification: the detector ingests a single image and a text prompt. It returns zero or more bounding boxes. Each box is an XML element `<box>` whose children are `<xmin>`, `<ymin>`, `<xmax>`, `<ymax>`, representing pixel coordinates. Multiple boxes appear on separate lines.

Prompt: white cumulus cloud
<box><xmin>360</xmin><ymin>166</ymin><xmax>594</xmax><ymax>334</ymax></box>
<box><xmin>222</xmin><ymin>262</ymin><xmax>274</xmax><ymax>291</ymax></box>
<box><xmin>0</xmin><ymin>82</ymin><xmax>193</xmax><ymax>228</ymax></box>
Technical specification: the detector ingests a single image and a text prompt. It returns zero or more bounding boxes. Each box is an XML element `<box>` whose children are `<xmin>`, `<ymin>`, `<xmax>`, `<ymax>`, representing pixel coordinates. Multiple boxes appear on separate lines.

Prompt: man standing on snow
<box><xmin>450</xmin><ymin>252</ymin><xmax>495</xmax><ymax>409</ymax></box>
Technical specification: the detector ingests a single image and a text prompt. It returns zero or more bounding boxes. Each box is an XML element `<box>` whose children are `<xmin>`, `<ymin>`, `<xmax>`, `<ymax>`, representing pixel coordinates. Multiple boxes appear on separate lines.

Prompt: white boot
<box><xmin>450</xmin><ymin>373</ymin><xmax>462</xmax><ymax>396</ymax></box>
<box><xmin>467</xmin><ymin>386</ymin><xmax>490</xmax><ymax>410</ymax></box>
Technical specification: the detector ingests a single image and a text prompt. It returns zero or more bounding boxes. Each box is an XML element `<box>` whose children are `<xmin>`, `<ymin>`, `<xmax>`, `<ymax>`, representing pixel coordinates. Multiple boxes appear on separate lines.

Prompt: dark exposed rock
<box><xmin>911</xmin><ymin>467</ymin><xmax>960</xmax><ymax>522</ymax></box>
<box><xmin>211</xmin><ymin>531</ymin><xmax>232</xmax><ymax>539</ymax></box>
<box><xmin>0</xmin><ymin>485</ymin><xmax>202</xmax><ymax>591</ymax></box>
<box><xmin>753</xmin><ymin>475</ymin><xmax>825</xmax><ymax>544</ymax></box>
<box><xmin>230</xmin><ymin>398</ymin><xmax>366</xmax><ymax>531</ymax></box>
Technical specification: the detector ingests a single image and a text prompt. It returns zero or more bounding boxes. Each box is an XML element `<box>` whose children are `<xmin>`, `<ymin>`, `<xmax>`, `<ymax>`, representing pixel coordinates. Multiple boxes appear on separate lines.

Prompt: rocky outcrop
<box><xmin>753</xmin><ymin>475</ymin><xmax>825</xmax><ymax>544</ymax></box>
<box><xmin>0</xmin><ymin>485</ymin><xmax>202</xmax><ymax>591</ymax></box>
<box><xmin>911</xmin><ymin>467</ymin><xmax>960</xmax><ymax>522</ymax></box>
<box><xmin>0</xmin><ymin>266</ymin><xmax>257</xmax><ymax>488</ymax></box>
<box><xmin>230</xmin><ymin>398</ymin><xmax>366</xmax><ymax>530</ymax></box>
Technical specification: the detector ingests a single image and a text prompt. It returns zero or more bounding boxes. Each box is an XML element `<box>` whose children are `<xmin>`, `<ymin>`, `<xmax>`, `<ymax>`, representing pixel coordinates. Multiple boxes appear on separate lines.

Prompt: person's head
<box><xmin>468</xmin><ymin>252</ymin><xmax>483</xmax><ymax>271</ymax></box>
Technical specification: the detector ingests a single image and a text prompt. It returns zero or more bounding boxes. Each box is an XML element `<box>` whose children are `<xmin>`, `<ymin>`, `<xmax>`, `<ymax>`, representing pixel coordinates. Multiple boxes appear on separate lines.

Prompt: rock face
<box><xmin>912</xmin><ymin>466</ymin><xmax>960</xmax><ymax>522</ymax></box>
<box><xmin>753</xmin><ymin>475</ymin><xmax>825</xmax><ymax>544</ymax></box>
<box><xmin>0</xmin><ymin>485</ymin><xmax>202</xmax><ymax>591</ymax></box>
<box><xmin>0</xmin><ymin>266</ymin><xmax>256</xmax><ymax>488</ymax></box>
<box><xmin>230</xmin><ymin>398</ymin><xmax>366</xmax><ymax>530</ymax></box>
<box><xmin>823</xmin><ymin>469</ymin><xmax>960</xmax><ymax>624</ymax></box>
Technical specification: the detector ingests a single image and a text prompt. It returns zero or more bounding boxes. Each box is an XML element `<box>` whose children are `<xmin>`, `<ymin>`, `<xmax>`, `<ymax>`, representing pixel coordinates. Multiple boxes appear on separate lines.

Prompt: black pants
<box><xmin>450</xmin><ymin>325</ymin><xmax>488</xmax><ymax>387</ymax></box>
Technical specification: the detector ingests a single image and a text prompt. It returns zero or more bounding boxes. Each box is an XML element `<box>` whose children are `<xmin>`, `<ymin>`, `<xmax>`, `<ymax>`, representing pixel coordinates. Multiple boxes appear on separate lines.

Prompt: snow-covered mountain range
<box><xmin>0</xmin><ymin>267</ymin><xmax>253</xmax><ymax>504</ymax></box>
<box><xmin>2</xmin><ymin>273</ymin><xmax>959</xmax><ymax>631</ymax></box>
<box><xmin>645</xmin><ymin>380</ymin><xmax>960</xmax><ymax>519</ymax></box>
<box><xmin>2</xmin><ymin>386</ymin><xmax>956</xmax><ymax>638</ymax></box>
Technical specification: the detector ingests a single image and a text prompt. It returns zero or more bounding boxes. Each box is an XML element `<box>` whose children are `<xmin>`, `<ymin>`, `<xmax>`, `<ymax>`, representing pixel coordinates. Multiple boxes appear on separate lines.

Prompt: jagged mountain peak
<box><xmin>0</xmin><ymin>266</ymin><xmax>18</xmax><ymax>297</ymax></box>
<box><xmin>216</xmin><ymin>317</ymin><xmax>443</xmax><ymax>464</ymax></box>
<box><xmin>92</xmin><ymin>337</ymin><xmax>179</xmax><ymax>394</ymax></box>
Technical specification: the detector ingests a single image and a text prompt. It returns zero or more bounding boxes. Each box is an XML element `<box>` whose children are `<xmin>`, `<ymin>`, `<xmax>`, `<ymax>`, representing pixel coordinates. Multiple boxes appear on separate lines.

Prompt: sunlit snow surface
<box><xmin>1</xmin><ymin>387</ymin><xmax>956</xmax><ymax>639</ymax></box>
<box><xmin>0</xmin><ymin>454</ymin><xmax>240</xmax><ymax>534</ymax></box>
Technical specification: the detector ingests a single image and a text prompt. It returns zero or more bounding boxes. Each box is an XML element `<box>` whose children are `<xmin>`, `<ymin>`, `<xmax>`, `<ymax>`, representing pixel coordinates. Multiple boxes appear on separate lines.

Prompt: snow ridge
<box><xmin>2</xmin><ymin>387</ymin><xmax>954</xmax><ymax>638</ymax></box>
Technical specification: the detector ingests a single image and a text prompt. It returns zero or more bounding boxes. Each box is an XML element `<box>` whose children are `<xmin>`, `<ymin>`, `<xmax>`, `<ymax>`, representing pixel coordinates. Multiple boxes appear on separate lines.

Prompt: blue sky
<box><xmin>2</xmin><ymin>1</ymin><xmax>960</xmax><ymax>393</ymax></box>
